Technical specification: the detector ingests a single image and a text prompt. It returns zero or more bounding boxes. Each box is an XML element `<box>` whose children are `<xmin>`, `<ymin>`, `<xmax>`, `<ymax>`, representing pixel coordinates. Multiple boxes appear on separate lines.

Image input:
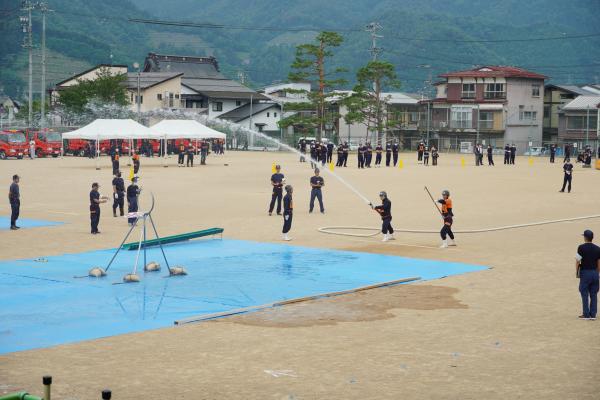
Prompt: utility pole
<box><xmin>366</xmin><ymin>22</ymin><xmax>383</xmax><ymax>62</ymax></box>
<box><xmin>20</xmin><ymin>1</ymin><xmax>34</xmax><ymax>129</ymax></box>
<box><xmin>40</xmin><ymin>1</ymin><xmax>50</xmax><ymax>131</ymax></box>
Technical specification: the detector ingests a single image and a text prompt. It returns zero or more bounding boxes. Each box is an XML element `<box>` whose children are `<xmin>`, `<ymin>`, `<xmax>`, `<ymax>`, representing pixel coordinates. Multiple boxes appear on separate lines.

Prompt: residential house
<box><xmin>424</xmin><ymin>66</ymin><xmax>547</xmax><ymax>152</ymax></box>
<box><xmin>543</xmin><ymin>84</ymin><xmax>600</xmax><ymax>142</ymax></box>
<box><xmin>218</xmin><ymin>102</ymin><xmax>283</xmax><ymax>135</ymax></box>
<box><xmin>557</xmin><ymin>96</ymin><xmax>600</xmax><ymax>146</ymax></box>
<box><xmin>125</xmin><ymin>72</ymin><xmax>184</xmax><ymax>113</ymax></box>
<box><xmin>51</xmin><ymin>64</ymin><xmax>128</xmax><ymax>105</ymax></box>
<box><xmin>142</xmin><ymin>53</ymin><xmax>267</xmax><ymax>119</ymax></box>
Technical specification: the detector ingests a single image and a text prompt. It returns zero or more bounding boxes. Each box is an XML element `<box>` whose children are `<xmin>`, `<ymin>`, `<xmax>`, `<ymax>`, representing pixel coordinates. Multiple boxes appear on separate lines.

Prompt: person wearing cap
<box><xmin>269</xmin><ymin>165</ymin><xmax>285</xmax><ymax>216</ymax></box>
<box><xmin>438</xmin><ymin>190</ymin><xmax>456</xmax><ymax>248</ymax></box>
<box><xmin>423</xmin><ymin>145</ymin><xmax>430</xmax><ymax>166</ymax></box>
<box><xmin>431</xmin><ymin>145</ymin><xmax>439</xmax><ymax>166</ymax></box>
<box><xmin>365</xmin><ymin>143</ymin><xmax>372</xmax><ymax>168</ymax></box>
<box><xmin>112</xmin><ymin>151</ymin><xmax>120</xmax><ymax>176</ymax></box>
<box><xmin>575</xmin><ymin>230</ymin><xmax>600</xmax><ymax>320</ymax></box>
<box><xmin>375</xmin><ymin>142</ymin><xmax>383</xmax><ymax>167</ymax></box>
<box><xmin>336</xmin><ymin>143</ymin><xmax>344</xmax><ymax>167</ymax></box>
<box><xmin>89</xmin><ymin>182</ymin><xmax>108</xmax><ymax>234</ymax></box>
<box><xmin>282</xmin><ymin>185</ymin><xmax>294</xmax><ymax>241</ymax></box>
<box><xmin>320</xmin><ymin>142</ymin><xmax>328</xmax><ymax>166</ymax></box>
<box><xmin>372</xmin><ymin>191</ymin><xmax>394</xmax><ymax>242</ymax></box>
<box><xmin>186</xmin><ymin>143</ymin><xmax>194</xmax><ymax>167</ymax></box>
<box><xmin>357</xmin><ymin>142</ymin><xmax>365</xmax><ymax>169</ymax></box>
<box><xmin>111</xmin><ymin>171</ymin><xmax>125</xmax><ymax>218</ymax></box>
<box><xmin>417</xmin><ymin>142</ymin><xmax>424</xmax><ymax>162</ymax></box>
<box><xmin>560</xmin><ymin>159</ymin><xmax>574</xmax><ymax>193</ymax></box>
<box><xmin>342</xmin><ymin>141</ymin><xmax>349</xmax><ymax>167</ymax></box>
<box><xmin>487</xmin><ymin>144</ymin><xmax>494</xmax><ymax>166</ymax></box>
<box><xmin>392</xmin><ymin>140</ymin><xmax>399</xmax><ymax>166</ymax></box>
<box><xmin>8</xmin><ymin>174</ymin><xmax>20</xmax><ymax>230</ymax></box>
<box><xmin>309</xmin><ymin>141</ymin><xmax>317</xmax><ymax>169</ymax></box>
<box><xmin>550</xmin><ymin>144</ymin><xmax>556</xmax><ymax>163</ymax></box>
<box><xmin>309</xmin><ymin>168</ymin><xmax>325</xmax><ymax>214</ymax></box>
<box><xmin>132</xmin><ymin>151</ymin><xmax>140</xmax><ymax>175</ymax></box>
<box><xmin>510</xmin><ymin>144</ymin><xmax>516</xmax><ymax>164</ymax></box>
<box><xmin>126</xmin><ymin>177</ymin><xmax>141</xmax><ymax>226</ymax></box>
<box><xmin>326</xmin><ymin>141</ymin><xmax>334</xmax><ymax>164</ymax></box>
<box><xmin>177</xmin><ymin>142</ymin><xmax>186</xmax><ymax>167</ymax></box>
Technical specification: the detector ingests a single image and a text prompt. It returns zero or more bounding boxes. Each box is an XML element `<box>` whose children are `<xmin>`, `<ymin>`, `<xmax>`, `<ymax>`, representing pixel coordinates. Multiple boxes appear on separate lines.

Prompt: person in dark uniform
<box><xmin>87</xmin><ymin>141</ymin><xmax>94</xmax><ymax>158</ymax></box>
<box><xmin>320</xmin><ymin>142</ymin><xmax>327</xmax><ymax>166</ymax></box>
<box><xmin>375</xmin><ymin>142</ymin><xmax>383</xmax><ymax>167</ymax></box>
<box><xmin>474</xmin><ymin>144</ymin><xmax>482</xmax><ymax>166</ymax></box>
<box><xmin>423</xmin><ymin>145</ymin><xmax>430</xmax><ymax>166</ymax></box>
<box><xmin>357</xmin><ymin>142</ymin><xmax>365</xmax><ymax>169</ymax></box>
<box><xmin>336</xmin><ymin>144</ymin><xmax>344</xmax><ymax>167</ymax></box>
<box><xmin>487</xmin><ymin>144</ymin><xmax>494</xmax><ymax>166</ymax></box>
<box><xmin>564</xmin><ymin>143</ymin><xmax>571</xmax><ymax>163</ymax></box>
<box><xmin>431</xmin><ymin>145</ymin><xmax>439</xmax><ymax>166</ymax></box>
<box><xmin>385</xmin><ymin>141</ymin><xmax>392</xmax><ymax>167</ymax></box>
<box><xmin>186</xmin><ymin>144</ymin><xmax>194</xmax><ymax>167</ymax></box>
<box><xmin>8</xmin><ymin>174</ymin><xmax>20</xmax><ymax>230</ymax></box>
<box><xmin>392</xmin><ymin>140</ymin><xmax>399</xmax><ymax>166</ymax></box>
<box><xmin>112</xmin><ymin>171</ymin><xmax>125</xmax><ymax>217</ymax></box>
<box><xmin>132</xmin><ymin>151</ymin><xmax>140</xmax><ymax>175</ymax></box>
<box><xmin>560</xmin><ymin>159</ymin><xmax>574</xmax><ymax>193</ymax></box>
<box><xmin>90</xmin><ymin>182</ymin><xmax>108</xmax><ymax>234</ymax></box>
<box><xmin>504</xmin><ymin>144</ymin><xmax>510</xmax><ymax>164</ymax></box>
<box><xmin>510</xmin><ymin>144</ymin><xmax>516</xmax><ymax>164</ymax></box>
<box><xmin>282</xmin><ymin>185</ymin><xmax>294</xmax><ymax>241</ymax></box>
<box><xmin>326</xmin><ymin>142</ymin><xmax>334</xmax><ymax>164</ymax></box>
<box><xmin>178</xmin><ymin>142</ymin><xmax>186</xmax><ymax>167</ymax></box>
<box><xmin>309</xmin><ymin>141</ymin><xmax>317</xmax><ymax>169</ymax></box>
<box><xmin>576</xmin><ymin>229</ymin><xmax>600</xmax><ymax>320</ymax></box>
<box><xmin>299</xmin><ymin>139</ymin><xmax>307</xmax><ymax>162</ymax></box>
<box><xmin>342</xmin><ymin>142</ymin><xmax>349</xmax><ymax>167</ymax></box>
<box><xmin>112</xmin><ymin>152</ymin><xmax>120</xmax><ymax>176</ymax></box>
<box><xmin>269</xmin><ymin>165</ymin><xmax>285</xmax><ymax>216</ymax></box>
<box><xmin>365</xmin><ymin>143</ymin><xmax>373</xmax><ymax>168</ymax></box>
<box><xmin>550</xmin><ymin>144</ymin><xmax>556</xmax><ymax>163</ymax></box>
<box><xmin>127</xmin><ymin>177</ymin><xmax>141</xmax><ymax>226</ymax></box>
<box><xmin>438</xmin><ymin>190</ymin><xmax>456</xmax><ymax>248</ymax></box>
<box><xmin>372</xmin><ymin>191</ymin><xmax>394</xmax><ymax>242</ymax></box>
<box><xmin>417</xmin><ymin>142</ymin><xmax>424</xmax><ymax>162</ymax></box>
<box><xmin>201</xmin><ymin>141</ymin><xmax>209</xmax><ymax>165</ymax></box>
<box><xmin>309</xmin><ymin>168</ymin><xmax>325</xmax><ymax>213</ymax></box>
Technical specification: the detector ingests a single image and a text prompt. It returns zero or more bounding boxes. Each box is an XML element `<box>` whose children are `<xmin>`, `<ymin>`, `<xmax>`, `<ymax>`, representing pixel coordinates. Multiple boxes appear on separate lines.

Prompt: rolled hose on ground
<box><xmin>318</xmin><ymin>214</ymin><xmax>600</xmax><ymax>237</ymax></box>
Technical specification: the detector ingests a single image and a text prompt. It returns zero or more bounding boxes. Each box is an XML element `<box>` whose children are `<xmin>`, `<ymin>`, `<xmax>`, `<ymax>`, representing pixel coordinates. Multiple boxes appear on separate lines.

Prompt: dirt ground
<box><xmin>1</xmin><ymin>151</ymin><xmax>599</xmax><ymax>399</ymax></box>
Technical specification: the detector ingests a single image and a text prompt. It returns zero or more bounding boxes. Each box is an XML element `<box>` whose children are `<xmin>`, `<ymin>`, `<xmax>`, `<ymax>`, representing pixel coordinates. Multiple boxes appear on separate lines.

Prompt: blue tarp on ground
<box><xmin>0</xmin><ymin>216</ymin><xmax>62</xmax><ymax>230</ymax></box>
<box><xmin>0</xmin><ymin>239</ymin><xmax>487</xmax><ymax>354</ymax></box>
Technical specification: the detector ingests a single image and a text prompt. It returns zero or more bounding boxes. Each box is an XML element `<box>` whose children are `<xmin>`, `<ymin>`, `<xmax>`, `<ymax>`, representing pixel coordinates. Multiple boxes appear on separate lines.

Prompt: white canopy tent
<box><xmin>151</xmin><ymin>119</ymin><xmax>226</xmax><ymax>166</ymax></box>
<box><xmin>63</xmin><ymin>119</ymin><xmax>163</xmax><ymax>169</ymax></box>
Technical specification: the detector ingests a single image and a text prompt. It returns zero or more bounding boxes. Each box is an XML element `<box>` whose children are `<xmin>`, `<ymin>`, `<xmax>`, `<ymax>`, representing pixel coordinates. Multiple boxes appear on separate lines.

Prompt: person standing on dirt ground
<box><xmin>504</xmin><ymin>143</ymin><xmax>510</xmax><ymax>164</ymax></box>
<box><xmin>127</xmin><ymin>177</ymin><xmax>141</xmax><ymax>226</ymax></box>
<box><xmin>487</xmin><ymin>144</ymin><xmax>494</xmax><ymax>166</ymax></box>
<box><xmin>375</xmin><ymin>142</ymin><xmax>383</xmax><ymax>167</ymax></box>
<box><xmin>336</xmin><ymin>143</ymin><xmax>344</xmax><ymax>167</ymax></box>
<box><xmin>417</xmin><ymin>142</ymin><xmax>424</xmax><ymax>162</ymax></box>
<box><xmin>282</xmin><ymin>185</ymin><xmax>294</xmax><ymax>241</ymax></box>
<box><xmin>177</xmin><ymin>142</ymin><xmax>185</xmax><ymax>167</ymax></box>
<box><xmin>510</xmin><ymin>144</ymin><xmax>517</xmax><ymax>164</ymax></box>
<box><xmin>112</xmin><ymin>171</ymin><xmax>125</xmax><ymax>218</ymax></box>
<box><xmin>299</xmin><ymin>138</ymin><xmax>307</xmax><ymax>163</ymax></box>
<box><xmin>29</xmin><ymin>138</ymin><xmax>35</xmax><ymax>159</ymax></box>
<box><xmin>90</xmin><ymin>182</ymin><xmax>108</xmax><ymax>234</ymax></box>
<box><xmin>392</xmin><ymin>140</ymin><xmax>399</xmax><ymax>166</ymax></box>
<box><xmin>385</xmin><ymin>140</ymin><xmax>392</xmax><ymax>167</ymax></box>
<box><xmin>431</xmin><ymin>145</ymin><xmax>439</xmax><ymax>166</ymax></box>
<box><xmin>309</xmin><ymin>168</ymin><xmax>325</xmax><ymax>214</ymax></box>
<box><xmin>371</xmin><ymin>191</ymin><xmax>395</xmax><ymax>242</ymax></box>
<box><xmin>342</xmin><ymin>141</ymin><xmax>349</xmax><ymax>167</ymax></box>
<box><xmin>186</xmin><ymin>144</ymin><xmax>194</xmax><ymax>167</ymax></box>
<box><xmin>564</xmin><ymin>143</ymin><xmax>571</xmax><ymax>163</ymax></box>
<box><xmin>559</xmin><ymin>159</ymin><xmax>573</xmax><ymax>193</ymax></box>
<box><xmin>550</xmin><ymin>144</ymin><xmax>556</xmax><ymax>163</ymax></box>
<box><xmin>438</xmin><ymin>190</ymin><xmax>456</xmax><ymax>248</ymax></box>
<box><xmin>8</xmin><ymin>174</ymin><xmax>20</xmax><ymax>230</ymax></box>
<box><xmin>269</xmin><ymin>165</ymin><xmax>285</xmax><ymax>216</ymax></box>
<box><xmin>575</xmin><ymin>230</ymin><xmax>600</xmax><ymax>320</ymax></box>
<box><xmin>423</xmin><ymin>145</ymin><xmax>430</xmax><ymax>166</ymax></box>
<box><xmin>132</xmin><ymin>151</ymin><xmax>140</xmax><ymax>175</ymax></box>
<box><xmin>326</xmin><ymin>141</ymin><xmax>334</xmax><ymax>164</ymax></box>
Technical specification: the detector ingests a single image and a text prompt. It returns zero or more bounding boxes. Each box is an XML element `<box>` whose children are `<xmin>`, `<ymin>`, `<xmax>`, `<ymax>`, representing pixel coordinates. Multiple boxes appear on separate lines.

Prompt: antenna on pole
<box><xmin>365</xmin><ymin>22</ymin><xmax>383</xmax><ymax>61</ymax></box>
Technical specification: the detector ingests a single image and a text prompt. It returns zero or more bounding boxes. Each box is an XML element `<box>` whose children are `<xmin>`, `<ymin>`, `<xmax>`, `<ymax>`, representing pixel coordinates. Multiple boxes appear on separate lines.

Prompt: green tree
<box><xmin>343</xmin><ymin>60</ymin><xmax>400</xmax><ymax>143</ymax></box>
<box><xmin>57</xmin><ymin>67</ymin><xmax>128</xmax><ymax>113</ymax></box>
<box><xmin>281</xmin><ymin>31</ymin><xmax>346</xmax><ymax>141</ymax></box>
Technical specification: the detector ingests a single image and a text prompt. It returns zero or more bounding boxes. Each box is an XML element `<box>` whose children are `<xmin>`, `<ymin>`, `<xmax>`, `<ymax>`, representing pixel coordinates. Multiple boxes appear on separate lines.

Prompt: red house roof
<box><xmin>440</xmin><ymin>66</ymin><xmax>547</xmax><ymax>80</ymax></box>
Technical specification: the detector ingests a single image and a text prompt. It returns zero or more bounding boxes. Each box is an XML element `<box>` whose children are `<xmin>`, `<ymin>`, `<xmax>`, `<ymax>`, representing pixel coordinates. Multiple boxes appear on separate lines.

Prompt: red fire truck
<box><xmin>27</xmin><ymin>130</ymin><xmax>62</xmax><ymax>157</ymax></box>
<box><xmin>0</xmin><ymin>130</ymin><xmax>29</xmax><ymax>159</ymax></box>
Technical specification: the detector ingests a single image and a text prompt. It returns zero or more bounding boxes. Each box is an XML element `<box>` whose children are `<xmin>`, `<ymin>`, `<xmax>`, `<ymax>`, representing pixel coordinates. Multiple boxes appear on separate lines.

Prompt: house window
<box><xmin>135</xmin><ymin>95</ymin><xmax>143</xmax><ymax>104</ymax></box>
<box><xmin>532</xmin><ymin>84</ymin><xmax>540</xmax><ymax>97</ymax></box>
<box><xmin>543</xmin><ymin>106</ymin><xmax>551</xmax><ymax>118</ymax></box>
<box><xmin>519</xmin><ymin>107</ymin><xmax>537</xmax><ymax>121</ymax></box>
<box><xmin>568</xmin><ymin>116</ymin><xmax>597</xmax><ymax>130</ymax></box>
<box><xmin>479</xmin><ymin>111</ymin><xmax>494</xmax><ymax>129</ymax></box>
<box><xmin>157</xmin><ymin>93</ymin><xmax>162</xmax><ymax>101</ymax></box>
<box><xmin>212</xmin><ymin>102</ymin><xmax>223</xmax><ymax>112</ymax></box>
<box><xmin>484</xmin><ymin>83</ymin><xmax>505</xmax><ymax>99</ymax></box>
<box><xmin>130</xmin><ymin>93</ymin><xmax>134</xmax><ymax>102</ymax></box>
<box><xmin>236</xmin><ymin>100</ymin><xmax>242</xmax><ymax>106</ymax></box>
<box><xmin>451</xmin><ymin>107</ymin><xmax>472</xmax><ymax>129</ymax></box>
<box><xmin>169</xmin><ymin>93</ymin><xmax>174</xmax><ymax>107</ymax></box>
<box><xmin>175</xmin><ymin>94</ymin><xmax>179</xmax><ymax>99</ymax></box>
<box><xmin>274</xmin><ymin>112</ymin><xmax>277</xmax><ymax>118</ymax></box>
<box><xmin>461</xmin><ymin>83</ymin><xmax>475</xmax><ymax>99</ymax></box>
<box><xmin>560</xmin><ymin>93</ymin><xmax>575</xmax><ymax>100</ymax></box>
<box><xmin>267</xmin><ymin>112</ymin><xmax>270</xmax><ymax>117</ymax></box>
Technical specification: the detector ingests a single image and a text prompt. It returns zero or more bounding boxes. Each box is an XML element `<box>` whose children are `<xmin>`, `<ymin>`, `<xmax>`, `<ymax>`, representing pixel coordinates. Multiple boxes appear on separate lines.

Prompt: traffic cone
<box><xmin>398</xmin><ymin>159</ymin><xmax>404</xmax><ymax>169</ymax></box>
<box><xmin>460</xmin><ymin>157</ymin><xmax>465</xmax><ymax>167</ymax></box>
<box><xmin>329</xmin><ymin>162</ymin><xmax>334</xmax><ymax>172</ymax></box>
<box><xmin>528</xmin><ymin>157</ymin><xmax>534</xmax><ymax>166</ymax></box>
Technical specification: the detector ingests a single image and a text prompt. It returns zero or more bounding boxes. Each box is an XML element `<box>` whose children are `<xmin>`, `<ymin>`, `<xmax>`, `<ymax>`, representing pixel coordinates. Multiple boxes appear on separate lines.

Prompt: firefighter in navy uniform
<box><xmin>127</xmin><ymin>177</ymin><xmax>141</xmax><ymax>226</ymax></box>
<box><xmin>269</xmin><ymin>165</ymin><xmax>285</xmax><ymax>216</ymax></box>
<box><xmin>299</xmin><ymin>138</ymin><xmax>307</xmax><ymax>162</ymax></box>
<box><xmin>385</xmin><ymin>141</ymin><xmax>392</xmax><ymax>166</ymax></box>
<box><xmin>178</xmin><ymin>142</ymin><xmax>186</xmax><ymax>166</ymax></box>
<box><xmin>309</xmin><ymin>141</ymin><xmax>317</xmax><ymax>169</ymax></box>
<box><xmin>365</xmin><ymin>143</ymin><xmax>373</xmax><ymax>168</ymax></box>
<box><xmin>186</xmin><ymin>144</ymin><xmax>194</xmax><ymax>167</ymax></box>
<box><xmin>487</xmin><ymin>144</ymin><xmax>494</xmax><ymax>166</ymax></box>
<box><xmin>320</xmin><ymin>142</ymin><xmax>328</xmax><ymax>166</ymax></box>
<box><xmin>342</xmin><ymin>142</ymin><xmax>349</xmax><ymax>167</ymax></box>
<box><xmin>132</xmin><ymin>151</ymin><xmax>140</xmax><ymax>174</ymax></box>
<box><xmin>336</xmin><ymin>144</ymin><xmax>344</xmax><ymax>167</ymax></box>
<box><xmin>112</xmin><ymin>171</ymin><xmax>125</xmax><ymax>217</ymax></box>
<box><xmin>112</xmin><ymin>151</ymin><xmax>120</xmax><ymax>176</ymax></box>
<box><xmin>550</xmin><ymin>144</ymin><xmax>556</xmax><ymax>163</ymax></box>
<box><xmin>375</xmin><ymin>142</ymin><xmax>383</xmax><ymax>167</ymax></box>
<box><xmin>423</xmin><ymin>145</ymin><xmax>430</xmax><ymax>166</ymax></box>
<box><xmin>8</xmin><ymin>174</ymin><xmax>20</xmax><ymax>230</ymax></box>
<box><xmin>282</xmin><ymin>185</ymin><xmax>294</xmax><ymax>241</ymax></box>
<box><xmin>372</xmin><ymin>191</ymin><xmax>395</xmax><ymax>242</ymax></box>
<box><xmin>90</xmin><ymin>182</ymin><xmax>108</xmax><ymax>234</ymax></box>
<box><xmin>560</xmin><ymin>160</ymin><xmax>574</xmax><ymax>193</ymax></box>
<box><xmin>326</xmin><ymin>141</ymin><xmax>334</xmax><ymax>163</ymax></box>
<box><xmin>510</xmin><ymin>144</ymin><xmax>516</xmax><ymax>164</ymax></box>
<box><xmin>504</xmin><ymin>144</ymin><xmax>510</xmax><ymax>164</ymax></box>
<box><xmin>392</xmin><ymin>140</ymin><xmax>399</xmax><ymax>166</ymax></box>
<box><xmin>417</xmin><ymin>142</ymin><xmax>425</xmax><ymax>162</ymax></box>
<box><xmin>309</xmin><ymin>168</ymin><xmax>325</xmax><ymax>213</ymax></box>
<box><xmin>357</xmin><ymin>142</ymin><xmax>365</xmax><ymax>169</ymax></box>
<box><xmin>438</xmin><ymin>190</ymin><xmax>456</xmax><ymax>248</ymax></box>
<box><xmin>431</xmin><ymin>145</ymin><xmax>439</xmax><ymax>166</ymax></box>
